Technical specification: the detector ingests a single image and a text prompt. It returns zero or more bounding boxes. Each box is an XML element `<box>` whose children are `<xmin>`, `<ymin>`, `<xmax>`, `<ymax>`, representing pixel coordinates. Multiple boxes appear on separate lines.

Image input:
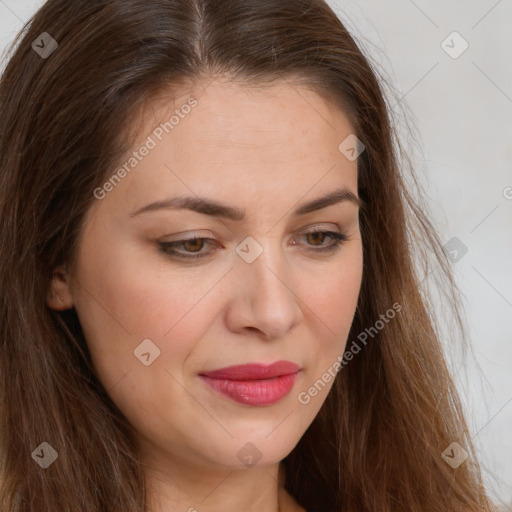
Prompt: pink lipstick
<box><xmin>199</xmin><ymin>361</ymin><xmax>300</xmax><ymax>406</ymax></box>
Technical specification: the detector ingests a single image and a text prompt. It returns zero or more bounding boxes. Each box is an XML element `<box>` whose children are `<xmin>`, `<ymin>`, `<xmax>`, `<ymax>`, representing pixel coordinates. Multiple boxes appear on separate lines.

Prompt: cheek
<box><xmin>72</xmin><ymin>240</ymin><xmax>225</xmax><ymax>389</ymax></box>
<box><xmin>300</xmin><ymin>248</ymin><xmax>363</xmax><ymax>383</ymax></box>
<box><xmin>304</xmin><ymin>249</ymin><xmax>363</xmax><ymax>335</ymax></box>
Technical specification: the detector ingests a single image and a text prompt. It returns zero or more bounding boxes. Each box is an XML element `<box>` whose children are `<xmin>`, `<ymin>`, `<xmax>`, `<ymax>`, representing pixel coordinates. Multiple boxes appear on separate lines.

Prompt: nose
<box><xmin>224</xmin><ymin>237</ymin><xmax>304</xmax><ymax>340</ymax></box>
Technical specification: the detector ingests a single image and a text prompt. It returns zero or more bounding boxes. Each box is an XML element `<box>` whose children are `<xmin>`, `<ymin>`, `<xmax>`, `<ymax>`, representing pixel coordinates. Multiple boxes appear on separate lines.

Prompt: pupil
<box><xmin>185</xmin><ymin>239</ymin><xmax>202</xmax><ymax>252</ymax></box>
<box><xmin>309</xmin><ymin>232</ymin><xmax>323</xmax><ymax>245</ymax></box>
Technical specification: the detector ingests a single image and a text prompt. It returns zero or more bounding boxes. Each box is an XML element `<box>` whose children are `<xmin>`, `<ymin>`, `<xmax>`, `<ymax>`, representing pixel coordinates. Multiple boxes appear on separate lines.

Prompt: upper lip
<box><xmin>199</xmin><ymin>361</ymin><xmax>300</xmax><ymax>380</ymax></box>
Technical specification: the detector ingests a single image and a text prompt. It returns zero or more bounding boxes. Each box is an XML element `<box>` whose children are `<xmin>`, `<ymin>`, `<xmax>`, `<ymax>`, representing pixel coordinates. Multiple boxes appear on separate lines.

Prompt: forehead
<box><xmin>187</xmin><ymin>77</ymin><xmax>344</xmax><ymax>128</ymax></box>
<box><xmin>132</xmin><ymin>76</ymin><xmax>356</xmax><ymax>156</ymax></box>
<box><xmin>90</xmin><ymin>77</ymin><xmax>359</xmax><ymax>223</ymax></box>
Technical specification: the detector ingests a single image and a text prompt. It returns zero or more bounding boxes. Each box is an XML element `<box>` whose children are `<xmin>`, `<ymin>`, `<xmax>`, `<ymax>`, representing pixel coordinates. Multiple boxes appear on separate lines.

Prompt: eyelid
<box><xmin>160</xmin><ymin>230</ymin><xmax>220</xmax><ymax>243</ymax></box>
<box><xmin>160</xmin><ymin>223</ymin><xmax>342</xmax><ymax>240</ymax></box>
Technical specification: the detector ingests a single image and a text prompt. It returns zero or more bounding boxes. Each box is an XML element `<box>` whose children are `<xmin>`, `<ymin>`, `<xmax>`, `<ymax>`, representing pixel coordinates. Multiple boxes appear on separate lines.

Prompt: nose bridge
<box><xmin>233</xmin><ymin>234</ymin><xmax>301</xmax><ymax>336</ymax></box>
<box><xmin>249</xmin><ymin>237</ymin><xmax>286</xmax><ymax>288</ymax></box>
<box><xmin>237</xmin><ymin>233</ymin><xmax>287</xmax><ymax>288</ymax></box>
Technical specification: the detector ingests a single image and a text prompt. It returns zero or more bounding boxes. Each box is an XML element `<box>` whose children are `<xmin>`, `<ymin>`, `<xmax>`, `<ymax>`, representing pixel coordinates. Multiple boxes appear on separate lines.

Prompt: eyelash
<box><xmin>158</xmin><ymin>229</ymin><xmax>348</xmax><ymax>261</ymax></box>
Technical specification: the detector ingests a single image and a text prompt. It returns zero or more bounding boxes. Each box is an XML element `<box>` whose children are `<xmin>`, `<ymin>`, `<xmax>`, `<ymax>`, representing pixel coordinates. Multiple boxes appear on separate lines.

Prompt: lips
<box><xmin>200</xmin><ymin>361</ymin><xmax>300</xmax><ymax>380</ymax></box>
<box><xmin>198</xmin><ymin>361</ymin><xmax>300</xmax><ymax>406</ymax></box>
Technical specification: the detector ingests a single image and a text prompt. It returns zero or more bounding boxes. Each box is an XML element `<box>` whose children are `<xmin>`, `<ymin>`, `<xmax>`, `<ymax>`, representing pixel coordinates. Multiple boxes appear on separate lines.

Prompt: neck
<box><xmin>142</xmin><ymin>452</ymin><xmax>300</xmax><ymax>512</ymax></box>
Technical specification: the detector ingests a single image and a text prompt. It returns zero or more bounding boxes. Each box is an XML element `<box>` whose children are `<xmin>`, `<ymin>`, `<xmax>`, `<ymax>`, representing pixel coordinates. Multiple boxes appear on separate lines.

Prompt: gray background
<box><xmin>0</xmin><ymin>0</ymin><xmax>510</xmax><ymax>508</ymax></box>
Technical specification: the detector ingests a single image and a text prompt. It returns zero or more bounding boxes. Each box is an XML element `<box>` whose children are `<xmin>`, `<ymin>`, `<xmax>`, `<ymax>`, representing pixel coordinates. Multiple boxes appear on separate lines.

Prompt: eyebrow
<box><xmin>129</xmin><ymin>187</ymin><xmax>364</xmax><ymax>221</ymax></box>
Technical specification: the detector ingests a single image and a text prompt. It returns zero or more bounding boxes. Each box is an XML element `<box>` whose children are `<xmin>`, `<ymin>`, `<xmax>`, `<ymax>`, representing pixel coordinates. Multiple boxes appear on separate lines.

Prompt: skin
<box><xmin>47</xmin><ymin>77</ymin><xmax>363</xmax><ymax>512</ymax></box>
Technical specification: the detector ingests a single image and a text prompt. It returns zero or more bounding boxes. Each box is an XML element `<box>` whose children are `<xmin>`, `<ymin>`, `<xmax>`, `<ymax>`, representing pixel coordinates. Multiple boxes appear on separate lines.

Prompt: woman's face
<box><xmin>49</xmin><ymin>78</ymin><xmax>363</xmax><ymax>473</ymax></box>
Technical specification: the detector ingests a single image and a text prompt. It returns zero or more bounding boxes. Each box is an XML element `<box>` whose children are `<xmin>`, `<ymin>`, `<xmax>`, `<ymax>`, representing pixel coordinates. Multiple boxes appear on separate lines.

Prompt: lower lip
<box><xmin>199</xmin><ymin>372</ymin><xmax>299</xmax><ymax>406</ymax></box>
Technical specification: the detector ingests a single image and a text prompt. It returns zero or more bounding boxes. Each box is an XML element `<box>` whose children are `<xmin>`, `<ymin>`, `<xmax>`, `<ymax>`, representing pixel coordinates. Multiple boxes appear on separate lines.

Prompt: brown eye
<box><xmin>159</xmin><ymin>237</ymin><xmax>217</xmax><ymax>260</ymax></box>
<box><xmin>181</xmin><ymin>239</ymin><xmax>204</xmax><ymax>253</ymax></box>
<box><xmin>305</xmin><ymin>231</ymin><xmax>327</xmax><ymax>246</ymax></box>
<box><xmin>158</xmin><ymin>229</ymin><xmax>348</xmax><ymax>262</ymax></box>
<box><xmin>298</xmin><ymin>229</ymin><xmax>348</xmax><ymax>253</ymax></box>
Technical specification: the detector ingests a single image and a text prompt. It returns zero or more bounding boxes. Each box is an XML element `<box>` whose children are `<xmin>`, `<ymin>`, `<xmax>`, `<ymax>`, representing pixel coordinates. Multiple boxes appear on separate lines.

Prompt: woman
<box><xmin>0</xmin><ymin>1</ymin><xmax>496</xmax><ymax>511</ymax></box>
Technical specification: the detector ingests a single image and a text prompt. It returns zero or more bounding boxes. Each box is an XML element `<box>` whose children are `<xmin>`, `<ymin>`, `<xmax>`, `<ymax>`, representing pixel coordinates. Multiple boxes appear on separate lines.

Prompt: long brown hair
<box><xmin>0</xmin><ymin>1</ymin><xmax>495</xmax><ymax>511</ymax></box>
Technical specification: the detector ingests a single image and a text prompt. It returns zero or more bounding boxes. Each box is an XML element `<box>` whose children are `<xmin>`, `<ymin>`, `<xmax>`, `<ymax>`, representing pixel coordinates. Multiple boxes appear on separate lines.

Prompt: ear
<box><xmin>46</xmin><ymin>265</ymin><xmax>74</xmax><ymax>311</ymax></box>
